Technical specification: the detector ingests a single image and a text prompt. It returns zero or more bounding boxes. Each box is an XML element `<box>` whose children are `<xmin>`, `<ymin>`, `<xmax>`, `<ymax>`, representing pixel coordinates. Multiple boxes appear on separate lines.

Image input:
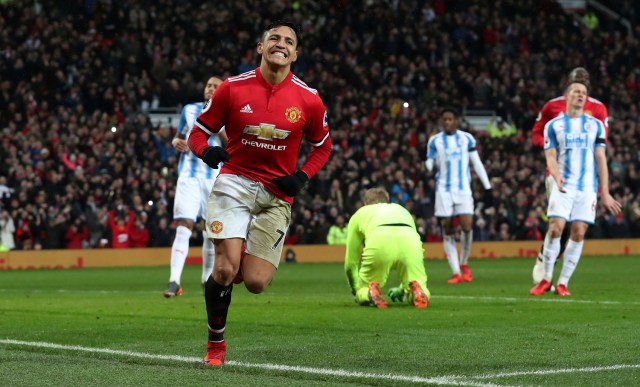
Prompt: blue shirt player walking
<box><xmin>425</xmin><ymin>107</ymin><xmax>491</xmax><ymax>284</ymax></box>
<box><xmin>530</xmin><ymin>81</ymin><xmax>621</xmax><ymax>297</ymax></box>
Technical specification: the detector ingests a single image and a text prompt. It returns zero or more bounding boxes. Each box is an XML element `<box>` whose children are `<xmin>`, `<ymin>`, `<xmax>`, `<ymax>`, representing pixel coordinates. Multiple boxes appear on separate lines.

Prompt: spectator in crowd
<box><xmin>0</xmin><ymin>209</ymin><xmax>16</xmax><ymax>250</ymax></box>
<box><xmin>326</xmin><ymin>214</ymin><xmax>348</xmax><ymax>245</ymax></box>
<box><xmin>149</xmin><ymin>217</ymin><xmax>174</xmax><ymax>247</ymax></box>
<box><xmin>129</xmin><ymin>214</ymin><xmax>150</xmax><ymax>248</ymax></box>
<box><xmin>42</xmin><ymin>207</ymin><xmax>70</xmax><ymax>249</ymax></box>
<box><xmin>108</xmin><ymin>204</ymin><xmax>134</xmax><ymax>248</ymax></box>
<box><xmin>64</xmin><ymin>215</ymin><xmax>89</xmax><ymax>249</ymax></box>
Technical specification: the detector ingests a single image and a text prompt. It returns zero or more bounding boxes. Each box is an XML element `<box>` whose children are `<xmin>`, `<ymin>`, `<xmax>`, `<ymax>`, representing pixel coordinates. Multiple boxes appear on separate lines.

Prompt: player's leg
<box><xmin>441</xmin><ymin>217</ymin><xmax>462</xmax><ymax>284</ymax></box>
<box><xmin>165</xmin><ymin>177</ymin><xmax>198</xmax><ymax>297</ymax></box>
<box><xmin>203</xmin><ymin>238</ymin><xmax>242</xmax><ymax>365</ymax></box>
<box><xmin>393</xmin><ymin>234</ymin><xmax>430</xmax><ymax>308</ymax></box>
<box><xmin>201</xmin><ymin>232</ymin><xmax>214</xmax><ymax>292</ymax></box>
<box><xmin>201</xmin><ymin>179</ymin><xmax>216</xmax><ymax>292</ymax></box>
<box><xmin>458</xmin><ymin>212</ymin><xmax>474</xmax><ymax>282</ymax></box>
<box><xmin>557</xmin><ymin>226</ymin><xmax>571</xmax><ymax>259</ymax></box>
<box><xmin>202</xmin><ymin>175</ymin><xmax>252</xmax><ymax>365</ymax></box>
<box><xmin>555</xmin><ymin>222</ymin><xmax>587</xmax><ymax>296</ymax></box>
<box><xmin>242</xmin><ymin>184</ymin><xmax>291</xmax><ymax>294</ymax></box>
<box><xmin>555</xmin><ymin>191</ymin><xmax>595</xmax><ymax>296</ymax></box>
<box><xmin>533</xmin><ymin>175</ymin><xmax>555</xmax><ymax>284</ymax></box>
<box><xmin>530</xmin><ymin>186</ymin><xmax>571</xmax><ymax>295</ymax></box>
<box><xmin>165</xmin><ymin>219</ymin><xmax>193</xmax><ymax>297</ymax></box>
<box><xmin>355</xmin><ymin>240</ymin><xmax>393</xmax><ymax>308</ymax></box>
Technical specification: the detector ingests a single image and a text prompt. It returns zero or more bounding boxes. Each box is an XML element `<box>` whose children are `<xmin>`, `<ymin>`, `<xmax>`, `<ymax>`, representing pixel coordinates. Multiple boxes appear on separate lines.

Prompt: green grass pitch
<box><xmin>1</xmin><ymin>256</ymin><xmax>639</xmax><ymax>386</ymax></box>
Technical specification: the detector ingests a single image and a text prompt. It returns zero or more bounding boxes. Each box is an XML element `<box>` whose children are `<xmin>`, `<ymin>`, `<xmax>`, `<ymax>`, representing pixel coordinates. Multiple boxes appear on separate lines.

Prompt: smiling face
<box><xmin>257</xmin><ymin>25</ymin><xmax>298</xmax><ymax>69</ymax></box>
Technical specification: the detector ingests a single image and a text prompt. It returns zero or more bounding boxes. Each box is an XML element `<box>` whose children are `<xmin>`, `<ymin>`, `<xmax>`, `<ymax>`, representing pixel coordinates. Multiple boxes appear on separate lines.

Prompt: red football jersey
<box><xmin>531</xmin><ymin>95</ymin><xmax>608</xmax><ymax>147</ymax></box>
<box><xmin>189</xmin><ymin>68</ymin><xmax>331</xmax><ymax>203</ymax></box>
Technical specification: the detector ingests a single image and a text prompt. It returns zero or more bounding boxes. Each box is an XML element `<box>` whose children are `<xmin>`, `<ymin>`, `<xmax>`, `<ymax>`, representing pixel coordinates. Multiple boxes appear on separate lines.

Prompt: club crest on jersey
<box><xmin>243</xmin><ymin>124</ymin><xmax>290</xmax><ymax>140</ymax></box>
<box><xmin>210</xmin><ymin>221</ymin><xmax>223</xmax><ymax>234</ymax></box>
<box><xmin>285</xmin><ymin>106</ymin><xmax>302</xmax><ymax>123</ymax></box>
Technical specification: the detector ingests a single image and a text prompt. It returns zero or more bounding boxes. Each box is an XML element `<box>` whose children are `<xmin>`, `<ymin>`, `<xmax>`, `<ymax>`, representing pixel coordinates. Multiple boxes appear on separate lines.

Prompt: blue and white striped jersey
<box><xmin>177</xmin><ymin>102</ymin><xmax>223</xmax><ymax>179</ymax></box>
<box><xmin>426</xmin><ymin>130</ymin><xmax>478</xmax><ymax>193</ymax></box>
<box><xmin>544</xmin><ymin>113</ymin><xmax>606</xmax><ymax>192</ymax></box>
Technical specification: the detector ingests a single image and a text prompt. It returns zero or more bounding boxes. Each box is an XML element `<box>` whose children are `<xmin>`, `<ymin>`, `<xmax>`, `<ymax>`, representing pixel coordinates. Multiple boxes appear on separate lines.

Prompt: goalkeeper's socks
<box><xmin>204</xmin><ymin>276</ymin><xmax>233</xmax><ymax>342</ymax></box>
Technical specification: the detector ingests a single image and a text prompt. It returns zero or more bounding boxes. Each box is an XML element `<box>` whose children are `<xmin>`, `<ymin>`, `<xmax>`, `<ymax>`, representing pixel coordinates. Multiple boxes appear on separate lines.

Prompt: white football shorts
<box><xmin>173</xmin><ymin>176</ymin><xmax>215</xmax><ymax>221</ymax></box>
<box><xmin>434</xmin><ymin>191</ymin><xmax>474</xmax><ymax>217</ymax></box>
<box><xmin>547</xmin><ymin>183</ymin><xmax>597</xmax><ymax>224</ymax></box>
<box><xmin>206</xmin><ymin>174</ymin><xmax>291</xmax><ymax>268</ymax></box>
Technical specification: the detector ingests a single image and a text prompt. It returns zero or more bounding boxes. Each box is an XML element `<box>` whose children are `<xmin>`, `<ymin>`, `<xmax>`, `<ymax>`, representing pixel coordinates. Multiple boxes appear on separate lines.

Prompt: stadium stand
<box><xmin>0</xmin><ymin>0</ymin><xmax>638</xmax><ymax>250</ymax></box>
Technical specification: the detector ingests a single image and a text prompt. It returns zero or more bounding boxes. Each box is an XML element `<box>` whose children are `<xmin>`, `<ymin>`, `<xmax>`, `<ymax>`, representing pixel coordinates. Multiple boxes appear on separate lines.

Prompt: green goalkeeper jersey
<box><xmin>344</xmin><ymin>203</ymin><xmax>420</xmax><ymax>289</ymax></box>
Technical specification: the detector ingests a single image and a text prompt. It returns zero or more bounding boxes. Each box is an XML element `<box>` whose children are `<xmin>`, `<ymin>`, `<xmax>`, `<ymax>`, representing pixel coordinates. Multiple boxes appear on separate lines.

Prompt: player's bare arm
<box><xmin>544</xmin><ymin>147</ymin><xmax>565</xmax><ymax>192</ymax></box>
<box><xmin>595</xmin><ymin>147</ymin><xmax>622</xmax><ymax>214</ymax></box>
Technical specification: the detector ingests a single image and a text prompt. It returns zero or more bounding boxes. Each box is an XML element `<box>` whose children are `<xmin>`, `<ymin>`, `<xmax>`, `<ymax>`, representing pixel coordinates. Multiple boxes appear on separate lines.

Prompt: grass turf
<box><xmin>1</xmin><ymin>256</ymin><xmax>639</xmax><ymax>386</ymax></box>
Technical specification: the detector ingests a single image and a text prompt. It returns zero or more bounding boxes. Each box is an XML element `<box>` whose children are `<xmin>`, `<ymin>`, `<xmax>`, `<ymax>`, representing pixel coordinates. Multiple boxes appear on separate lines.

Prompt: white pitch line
<box><xmin>0</xmin><ymin>339</ymin><xmax>502</xmax><ymax>387</ymax></box>
<box><xmin>459</xmin><ymin>364</ymin><xmax>640</xmax><ymax>379</ymax></box>
<box><xmin>435</xmin><ymin>294</ymin><xmax>640</xmax><ymax>306</ymax></box>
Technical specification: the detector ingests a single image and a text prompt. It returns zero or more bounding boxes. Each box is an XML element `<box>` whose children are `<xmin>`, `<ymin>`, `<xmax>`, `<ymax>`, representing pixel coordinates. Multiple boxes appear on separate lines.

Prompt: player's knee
<box><xmin>548</xmin><ymin>224</ymin><xmax>564</xmax><ymax>239</ymax></box>
<box><xmin>244</xmin><ymin>278</ymin><xmax>269</xmax><ymax>294</ymax></box>
<box><xmin>214</xmin><ymin>265</ymin><xmax>237</xmax><ymax>284</ymax></box>
<box><xmin>570</xmin><ymin>230</ymin><xmax>586</xmax><ymax>242</ymax></box>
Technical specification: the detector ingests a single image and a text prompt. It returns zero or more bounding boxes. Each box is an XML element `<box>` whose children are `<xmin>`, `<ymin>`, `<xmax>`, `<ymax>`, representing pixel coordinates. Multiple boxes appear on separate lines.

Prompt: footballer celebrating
<box><xmin>188</xmin><ymin>21</ymin><xmax>331</xmax><ymax>365</ymax></box>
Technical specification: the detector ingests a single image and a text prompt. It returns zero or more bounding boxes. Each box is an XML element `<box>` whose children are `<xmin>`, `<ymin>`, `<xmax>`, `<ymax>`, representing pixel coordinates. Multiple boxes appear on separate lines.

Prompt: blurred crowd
<box><xmin>1</xmin><ymin>0</ymin><xmax>639</xmax><ymax>251</ymax></box>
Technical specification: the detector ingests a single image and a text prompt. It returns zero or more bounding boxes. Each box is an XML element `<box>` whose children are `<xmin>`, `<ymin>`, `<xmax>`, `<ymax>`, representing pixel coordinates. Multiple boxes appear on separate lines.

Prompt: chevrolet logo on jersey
<box><xmin>243</xmin><ymin>124</ymin><xmax>290</xmax><ymax>141</ymax></box>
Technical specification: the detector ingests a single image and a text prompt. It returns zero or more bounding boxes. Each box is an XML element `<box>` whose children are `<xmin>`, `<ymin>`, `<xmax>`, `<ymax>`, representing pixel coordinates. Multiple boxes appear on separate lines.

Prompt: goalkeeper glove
<box><xmin>272</xmin><ymin>170</ymin><xmax>308</xmax><ymax>196</ymax></box>
<box><xmin>201</xmin><ymin>146</ymin><xmax>229</xmax><ymax>169</ymax></box>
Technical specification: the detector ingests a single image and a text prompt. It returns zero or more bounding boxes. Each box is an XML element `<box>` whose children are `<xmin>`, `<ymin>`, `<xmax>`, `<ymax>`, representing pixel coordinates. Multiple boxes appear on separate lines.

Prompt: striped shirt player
<box><xmin>163</xmin><ymin>76</ymin><xmax>225</xmax><ymax>299</ymax></box>
<box><xmin>531</xmin><ymin>81</ymin><xmax>621</xmax><ymax>297</ymax></box>
<box><xmin>425</xmin><ymin>108</ymin><xmax>491</xmax><ymax>285</ymax></box>
<box><xmin>176</xmin><ymin>102</ymin><xmax>224</xmax><ymax>181</ymax></box>
<box><xmin>531</xmin><ymin>67</ymin><xmax>609</xmax><ymax>285</ymax></box>
<box><xmin>543</xmin><ymin>112</ymin><xmax>606</xmax><ymax>222</ymax></box>
<box><xmin>426</xmin><ymin>129</ymin><xmax>491</xmax><ymax>216</ymax></box>
<box><xmin>532</xmin><ymin>95</ymin><xmax>608</xmax><ymax>148</ymax></box>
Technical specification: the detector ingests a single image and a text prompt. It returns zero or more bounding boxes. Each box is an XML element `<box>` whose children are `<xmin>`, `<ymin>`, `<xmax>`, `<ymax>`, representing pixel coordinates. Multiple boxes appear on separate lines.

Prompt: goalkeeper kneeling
<box><xmin>345</xmin><ymin>187</ymin><xmax>431</xmax><ymax>309</ymax></box>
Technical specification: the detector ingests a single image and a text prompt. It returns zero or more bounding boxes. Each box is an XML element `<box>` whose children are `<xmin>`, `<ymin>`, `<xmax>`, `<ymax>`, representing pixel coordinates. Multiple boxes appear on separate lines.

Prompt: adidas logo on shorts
<box><xmin>240</xmin><ymin>104</ymin><xmax>253</xmax><ymax>113</ymax></box>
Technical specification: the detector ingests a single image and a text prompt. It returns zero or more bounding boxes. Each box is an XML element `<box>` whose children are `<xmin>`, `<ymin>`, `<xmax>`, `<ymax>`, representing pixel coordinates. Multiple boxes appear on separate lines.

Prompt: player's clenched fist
<box><xmin>201</xmin><ymin>146</ymin><xmax>229</xmax><ymax>169</ymax></box>
<box><xmin>272</xmin><ymin>170</ymin><xmax>308</xmax><ymax>196</ymax></box>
